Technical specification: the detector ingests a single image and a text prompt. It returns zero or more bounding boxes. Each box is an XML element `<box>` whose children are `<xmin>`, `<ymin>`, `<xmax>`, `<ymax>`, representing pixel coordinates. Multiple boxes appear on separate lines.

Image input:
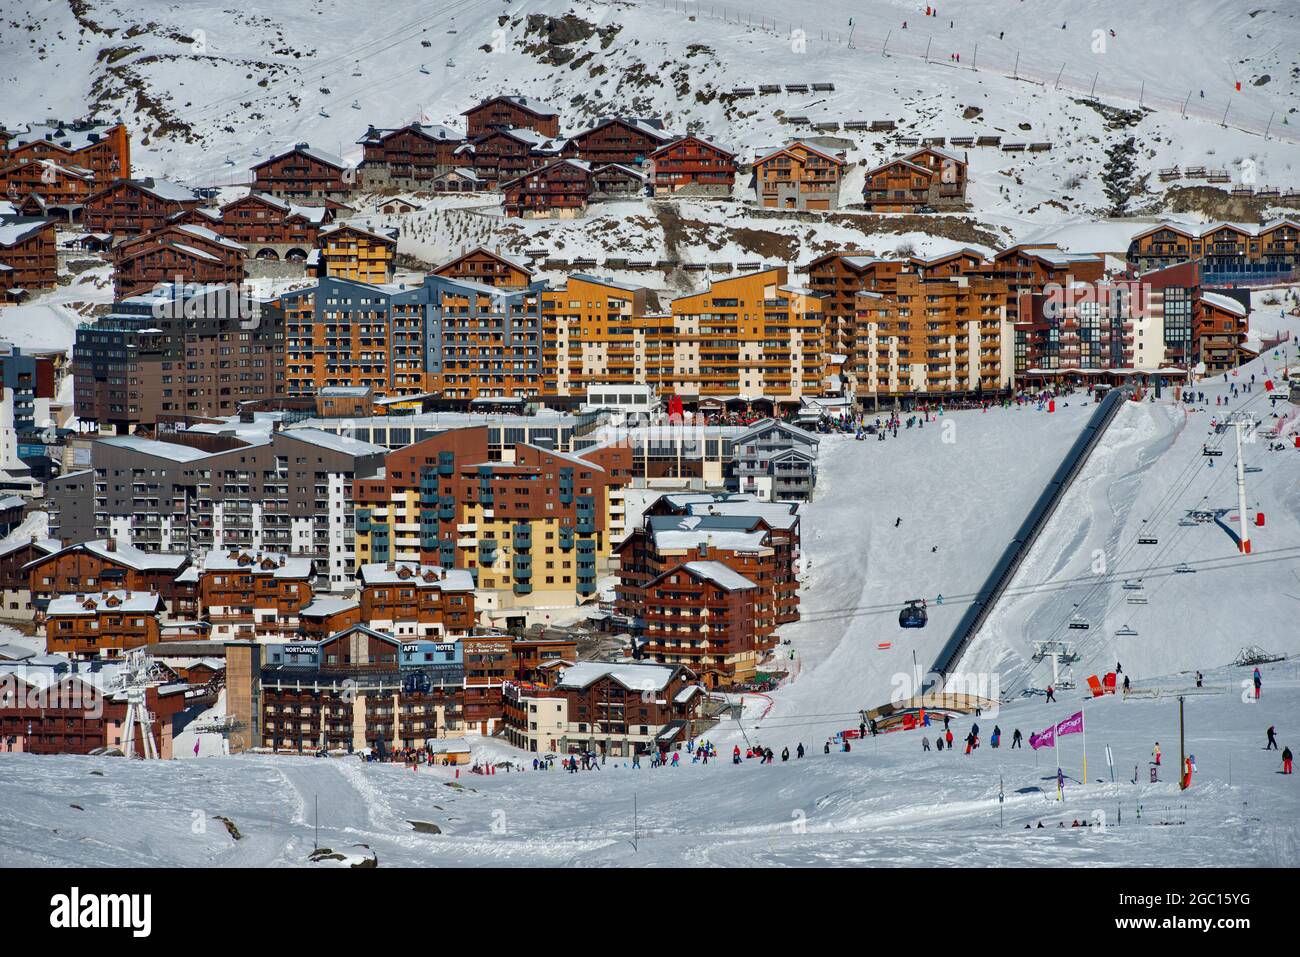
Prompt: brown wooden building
<box><xmin>562</xmin><ymin>117</ymin><xmax>672</xmax><ymax>167</ymax></box>
<box><xmin>110</xmin><ymin>223</ymin><xmax>247</xmax><ymax>298</ymax></box>
<box><xmin>197</xmin><ymin>549</ymin><xmax>316</xmax><ymax>642</ymax></box>
<box><xmin>502</xmin><ymin>159</ymin><xmax>592</xmax><ymax>218</ymax></box>
<box><xmin>81</xmin><ymin>178</ymin><xmax>201</xmax><ymax>236</ymax></box>
<box><xmin>251</xmin><ymin>144</ymin><xmax>354</xmax><ymax>202</ymax></box>
<box><xmin>465</xmin><ymin>127</ymin><xmax>559</xmax><ymax>189</ymax></box>
<box><xmin>45</xmin><ymin>589</ymin><xmax>163</xmax><ymax>658</ymax></box>
<box><xmin>432</xmin><ymin>246</ymin><xmax>535</xmax><ymax>288</ymax></box>
<box><xmin>0</xmin><ymin>217</ymin><xmax>58</xmax><ymax>297</ymax></box>
<box><xmin>648</xmin><ymin>136</ymin><xmax>736</xmax><ymax>196</ymax></box>
<box><xmin>463</xmin><ymin>95</ymin><xmax>560</xmax><ymax>139</ymax></box>
<box><xmin>23</xmin><ymin>539</ymin><xmax>191</xmax><ymax>622</ymax></box>
<box><xmin>0</xmin><ymin>158</ymin><xmax>96</xmax><ymax>216</ymax></box>
<box><xmin>357</xmin><ymin>122</ymin><xmax>464</xmax><ymax>189</ymax></box>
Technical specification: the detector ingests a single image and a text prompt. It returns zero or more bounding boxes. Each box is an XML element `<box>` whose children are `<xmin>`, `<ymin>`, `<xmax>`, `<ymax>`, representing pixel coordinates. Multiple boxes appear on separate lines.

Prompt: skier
<box><xmin>1011</xmin><ymin>728</ymin><xmax>1023</xmax><ymax>749</ymax></box>
<box><xmin>923</xmin><ymin>737</ymin><xmax>932</xmax><ymax>752</ymax></box>
<box><xmin>843</xmin><ymin>739</ymin><xmax>851</xmax><ymax>753</ymax></box>
<box><xmin>895</xmin><ymin>516</ymin><xmax>902</xmax><ymax>527</ymax></box>
<box><xmin>1045</xmin><ymin>685</ymin><xmax>1056</xmax><ymax>703</ymax></box>
<box><xmin>859</xmin><ymin>721</ymin><xmax>867</xmax><ymax>739</ymax></box>
<box><xmin>1253</xmin><ymin>668</ymin><xmax>1262</xmax><ymax>699</ymax></box>
<box><xmin>1123</xmin><ymin>674</ymin><xmax>1131</xmax><ymax>696</ymax></box>
<box><xmin>1196</xmin><ymin>671</ymin><xmax>1203</xmax><ymax>688</ymax></box>
<box><xmin>1116</xmin><ymin>661</ymin><xmax>1122</xmax><ymax>674</ymax></box>
<box><xmin>1267</xmin><ymin>725</ymin><xmax>1279</xmax><ymax>750</ymax></box>
<box><xmin>991</xmin><ymin>725</ymin><xmax>1001</xmax><ymax>748</ymax></box>
<box><xmin>796</xmin><ymin>742</ymin><xmax>805</xmax><ymax>759</ymax></box>
<box><xmin>781</xmin><ymin>746</ymin><xmax>790</xmax><ymax>762</ymax></box>
<box><xmin>964</xmin><ymin>732</ymin><xmax>974</xmax><ymax>755</ymax></box>
<box><xmin>870</xmin><ymin>718</ymin><xmax>879</xmax><ymax>736</ymax></box>
<box><xmin>945</xmin><ymin>728</ymin><xmax>954</xmax><ymax>750</ymax></box>
<box><xmin>1153</xmin><ymin>742</ymin><xmax>1162</xmax><ymax>766</ymax></box>
<box><xmin>632</xmin><ymin>751</ymin><xmax>641</xmax><ymax>769</ymax></box>
<box><xmin>1284</xmin><ymin>746</ymin><xmax>1294</xmax><ymax>775</ymax></box>
<box><xmin>733</xmin><ymin>744</ymin><xmax>742</xmax><ymax>765</ymax></box>
<box><xmin>936</xmin><ymin>736</ymin><xmax>944</xmax><ymax>751</ymax></box>
<box><xmin>824</xmin><ymin>740</ymin><xmax>831</xmax><ymax>754</ymax></box>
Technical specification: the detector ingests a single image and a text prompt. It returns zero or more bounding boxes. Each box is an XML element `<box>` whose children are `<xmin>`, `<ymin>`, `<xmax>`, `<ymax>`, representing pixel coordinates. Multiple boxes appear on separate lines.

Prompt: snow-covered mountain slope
<box><xmin>1</xmin><ymin>660</ymin><xmax>1295</xmax><ymax>866</ymax></box>
<box><xmin>3</xmin><ymin>0</ymin><xmax>1297</xmax><ymax>231</ymax></box>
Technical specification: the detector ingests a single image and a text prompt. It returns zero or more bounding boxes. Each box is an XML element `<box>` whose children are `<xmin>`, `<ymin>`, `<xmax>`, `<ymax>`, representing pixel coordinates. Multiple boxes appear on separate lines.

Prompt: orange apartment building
<box><xmin>317</xmin><ymin>223</ymin><xmax>397</xmax><ymax>284</ymax></box>
<box><xmin>541</xmin><ymin>273</ymin><xmax>656</xmax><ymax>397</ymax></box>
<box><xmin>44</xmin><ymin>589</ymin><xmax>163</xmax><ymax>659</ymax></box>
<box><xmin>752</xmin><ymin>141</ymin><xmax>847</xmax><ymax>210</ymax></box>
<box><xmin>197</xmin><ymin>549</ymin><xmax>316</xmax><ymax>641</ymax></box>
<box><xmin>281</xmin><ymin>276</ymin><xmax>430</xmax><ymax>399</ymax></box>
<box><xmin>853</xmin><ymin>269</ymin><xmax>1015</xmax><ymax>401</ymax></box>
<box><xmin>648</xmin><ymin>136</ymin><xmax>736</xmax><ymax>197</ymax></box>
<box><xmin>663</xmin><ymin>267</ymin><xmax>827</xmax><ymax>402</ymax></box>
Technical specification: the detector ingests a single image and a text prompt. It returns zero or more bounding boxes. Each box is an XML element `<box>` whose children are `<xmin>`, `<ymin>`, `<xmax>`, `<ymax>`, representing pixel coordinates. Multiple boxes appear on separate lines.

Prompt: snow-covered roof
<box><xmin>173</xmin><ymin>223</ymin><xmax>245</xmax><ymax>250</ymax></box>
<box><xmin>556</xmin><ymin>660</ymin><xmax>680</xmax><ymax>692</ymax></box>
<box><xmin>98</xmin><ymin>436</ymin><xmax>215</xmax><ymax>462</ymax></box>
<box><xmin>678</xmin><ymin>560</ymin><xmax>758</xmax><ymax>591</ymax></box>
<box><xmin>465</xmin><ymin>95</ymin><xmax>557</xmax><ymax>118</ymax></box>
<box><xmin>47</xmin><ymin>589</ymin><xmax>163</xmax><ymax>616</ymax></box>
<box><xmin>25</xmin><ymin>539</ymin><xmax>189</xmax><ymax>574</ymax></box>
<box><xmin>686</xmin><ymin>500</ymin><xmax>800</xmax><ymax>530</ymax></box>
<box><xmin>646</xmin><ymin>514</ymin><xmax>771</xmax><ymax>551</ymax></box>
<box><xmin>262</xmin><ymin>143</ymin><xmax>348</xmax><ymax>169</ymax></box>
<box><xmin>0</xmin><ymin>219</ymin><xmax>52</xmax><ymax>247</ymax></box>
<box><xmin>357</xmin><ymin>562</ymin><xmax>475</xmax><ymax>592</ymax></box>
<box><xmin>1201</xmin><ymin>291</ymin><xmax>1247</xmax><ymax>317</ymax></box>
<box><xmin>0</xmin><ymin>536</ymin><xmax>59</xmax><ymax>560</ymax></box>
<box><xmin>299</xmin><ymin>597</ymin><xmax>359</xmax><ymax>617</ymax></box>
<box><xmin>7</xmin><ymin>121</ymin><xmax>121</xmax><ymax>152</ymax></box>
<box><xmin>201</xmin><ymin>548</ymin><xmax>314</xmax><ymax>578</ymax></box>
<box><xmin>280</xmin><ymin>427</ymin><xmax>386</xmax><ymax>456</ymax></box>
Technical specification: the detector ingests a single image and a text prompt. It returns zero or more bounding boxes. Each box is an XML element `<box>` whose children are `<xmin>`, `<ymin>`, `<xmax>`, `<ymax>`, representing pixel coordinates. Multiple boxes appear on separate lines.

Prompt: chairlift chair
<box><xmin>1115</xmin><ymin>625</ymin><xmax>1139</xmax><ymax>637</ymax></box>
<box><xmin>1174</xmin><ymin>563</ymin><xmax>1195</xmax><ymax>574</ymax></box>
<box><xmin>1068</xmin><ymin>614</ymin><xmax>1090</xmax><ymax>630</ymax></box>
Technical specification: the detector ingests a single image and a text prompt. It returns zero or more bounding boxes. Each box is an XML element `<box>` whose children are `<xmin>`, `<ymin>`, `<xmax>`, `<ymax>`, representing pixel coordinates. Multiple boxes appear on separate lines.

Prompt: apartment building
<box><xmin>502</xmin><ymin>661</ymin><xmax>704</xmax><ymax>756</ymax></box>
<box><xmin>353</xmin><ymin>428</ymin><xmax>631</xmax><ymax>611</ymax></box>
<box><xmin>110</xmin><ymin>224</ymin><xmax>246</xmax><ymax>298</ymax></box>
<box><xmin>197</xmin><ymin>549</ymin><xmax>316</xmax><ymax>641</ymax></box>
<box><xmin>648</xmin><ymin>136</ymin><xmax>736</xmax><ymax>196</ymax></box>
<box><xmin>853</xmin><ymin>270</ymin><xmax>1015</xmax><ymax>400</ymax></box>
<box><xmin>0</xmin><ymin>216</ymin><xmax>57</xmax><ymax>299</ymax></box>
<box><xmin>72</xmin><ymin>285</ymin><xmax>286</xmax><ymax>431</ymax></box>
<box><xmin>45</xmin><ymin>589</ymin><xmax>163</xmax><ymax>658</ymax></box>
<box><xmin>45</xmin><ymin>428</ymin><xmax>385</xmax><ymax>590</ymax></box>
<box><xmin>81</xmin><ymin>177</ymin><xmax>200</xmax><ymax>236</ymax></box>
<box><xmin>665</xmin><ymin>267</ymin><xmax>827</xmax><ymax>402</ymax></box>
<box><xmin>251</xmin><ymin>144</ymin><xmax>354</xmax><ymax>202</ymax></box>
<box><xmin>357</xmin><ymin>561</ymin><xmax>477</xmax><ymax>639</ymax></box>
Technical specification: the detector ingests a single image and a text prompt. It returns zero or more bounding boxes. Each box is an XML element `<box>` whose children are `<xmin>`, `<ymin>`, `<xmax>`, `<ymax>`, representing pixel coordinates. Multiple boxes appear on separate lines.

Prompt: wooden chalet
<box><xmin>753</xmin><ymin>141</ymin><xmax>846</xmax><ymax>210</ymax></box>
<box><xmin>465</xmin><ymin>127</ymin><xmax>559</xmax><ymax>189</ymax></box>
<box><xmin>463</xmin><ymin>95</ymin><xmax>560</xmax><ymax>139</ymax></box>
<box><xmin>1</xmin><ymin>120</ymin><xmax>130</xmax><ymax>183</ymax></box>
<box><xmin>252</xmin><ymin>143</ymin><xmax>354</xmax><ymax>202</ymax></box>
<box><xmin>81</xmin><ymin>177</ymin><xmax>202</xmax><ymax>236</ymax></box>
<box><xmin>357</xmin><ymin>122</ymin><xmax>464</xmax><ymax>189</ymax></box>
<box><xmin>0</xmin><ymin>217</ymin><xmax>58</xmax><ymax>298</ymax></box>
<box><xmin>501</xmin><ymin>159</ymin><xmax>593</xmax><ymax>218</ymax></box>
<box><xmin>648</xmin><ymin>136</ymin><xmax>736</xmax><ymax>196</ymax></box>
<box><xmin>432</xmin><ymin>246</ymin><xmax>535</xmax><ymax>288</ymax></box>
<box><xmin>562</xmin><ymin>117</ymin><xmax>672</xmax><ymax>167</ymax></box>
<box><xmin>110</xmin><ymin>223</ymin><xmax>246</xmax><ymax>298</ymax></box>
<box><xmin>317</xmin><ymin>222</ymin><xmax>397</xmax><ymax>283</ymax></box>
<box><xmin>0</xmin><ymin>158</ymin><xmax>97</xmax><ymax>219</ymax></box>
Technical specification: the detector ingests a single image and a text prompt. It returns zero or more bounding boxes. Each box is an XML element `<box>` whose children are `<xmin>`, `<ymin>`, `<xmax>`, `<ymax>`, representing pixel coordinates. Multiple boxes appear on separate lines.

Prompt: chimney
<box><xmin>387</xmin><ymin>560</ymin><xmax>396</xmax><ymax>572</ymax></box>
<box><xmin>279</xmin><ymin>555</ymin><xmax>286</xmax><ymax>567</ymax></box>
<box><xmin>107</xmin><ymin>538</ymin><xmax>117</xmax><ymax>552</ymax></box>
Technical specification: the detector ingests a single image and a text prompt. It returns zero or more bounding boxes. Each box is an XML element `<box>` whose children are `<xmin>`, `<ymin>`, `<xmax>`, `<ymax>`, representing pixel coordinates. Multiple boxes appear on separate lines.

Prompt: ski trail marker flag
<box><xmin>1029</xmin><ymin>710</ymin><xmax>1084</xmax><ymax>749</ymax></box>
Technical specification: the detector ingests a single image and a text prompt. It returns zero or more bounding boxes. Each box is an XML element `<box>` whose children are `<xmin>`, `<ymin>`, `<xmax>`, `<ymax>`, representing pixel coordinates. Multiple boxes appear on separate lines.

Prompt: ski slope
<box><xmin>1</xmin><ymin>660</ymin><xmax>1295</xmax><ymax>867</ymax></box>
<box><xmin>962</xmin><ymin>326</ymin><xmax>1300</xmax><ymax>691</ymax></box>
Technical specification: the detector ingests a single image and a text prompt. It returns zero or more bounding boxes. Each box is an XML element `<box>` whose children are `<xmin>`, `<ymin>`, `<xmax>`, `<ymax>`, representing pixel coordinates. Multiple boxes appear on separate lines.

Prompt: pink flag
<box><xmin>1029</xmin><ymin>724</ymin><xmax>1055</xmax><ymax>750</ymax></box>
<box><xmin>1056</xmin><ymin>711</ymin><xmax>1084</xmax><ymax>737</ymax></box>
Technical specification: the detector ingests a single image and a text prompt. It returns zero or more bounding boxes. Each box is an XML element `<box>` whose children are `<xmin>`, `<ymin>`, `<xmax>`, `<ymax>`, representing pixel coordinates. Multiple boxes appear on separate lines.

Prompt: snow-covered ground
<box><xmin>1</xmin><ymin>660</ymin><xmax>1295</xmax><ymax>867</ymax></box>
